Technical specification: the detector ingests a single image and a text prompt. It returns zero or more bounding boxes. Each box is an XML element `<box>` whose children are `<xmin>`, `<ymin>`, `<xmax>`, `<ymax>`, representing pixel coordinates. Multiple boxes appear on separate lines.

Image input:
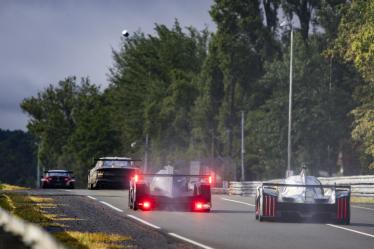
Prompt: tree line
<box><xmin>20</xmin><ymin>0</ymin><xmax>374</xmax><ymax>186</ymax></box>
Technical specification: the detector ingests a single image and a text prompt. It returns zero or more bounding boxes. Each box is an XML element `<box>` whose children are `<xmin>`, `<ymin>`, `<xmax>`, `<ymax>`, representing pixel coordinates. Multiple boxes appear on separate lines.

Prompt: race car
<box><xmin>255</xmin><ymin>168</ymin><xmax>351</xmax><ymax>224</ymax></box>
<box><xmin>128</xmin><ymin>166</ymin><xmax>212</xmax><ymax>212</ymax></box>
<box><xmin>41</xmin><ymin>170</ymin><xmax>75</xmax><ymax>189</ymax></box>
<box><xmin>87</xmin><ymin>157</ymin><xmax>140</xmax><ymax>189</ymax></box>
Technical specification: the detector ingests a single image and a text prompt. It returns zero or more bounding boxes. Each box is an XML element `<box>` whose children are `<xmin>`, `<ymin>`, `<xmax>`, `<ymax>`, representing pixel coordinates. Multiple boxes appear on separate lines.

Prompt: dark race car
<box><xmin>255</xmin><ymin>168</ymin><xmax>351</xmax><ymax>224</ymax></box>
<box><xmin>87</xmin><ymin>157</ymin><xmax>140</xmax><ymax>189</ymax></box>
<box><xmin>41</xmin><ymin>170</ymin><xmax>75</xmax><ymax>189</ymax></box>
<box><xmin>128</xmin><ymin>166</ymin><xmax>212</xmax><ymax>212</ymax></box>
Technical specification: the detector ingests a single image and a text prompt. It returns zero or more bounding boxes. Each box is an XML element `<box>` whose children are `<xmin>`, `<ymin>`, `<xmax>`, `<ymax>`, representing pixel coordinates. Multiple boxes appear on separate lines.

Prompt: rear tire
<box><xmin>255</xmin><ymin>196</ymin><xmax>259</xmax><ymax>220</ymax></box>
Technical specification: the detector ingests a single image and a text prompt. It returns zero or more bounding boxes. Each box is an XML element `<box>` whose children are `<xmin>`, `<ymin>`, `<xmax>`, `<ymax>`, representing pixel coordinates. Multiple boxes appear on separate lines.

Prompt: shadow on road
<box><xmin>210</xmin><ymin>209</ymin><xmax>253</xmax><ymax>214</ymax></box>
<box><xmin>349</xmin><ymin>222</ymin><xmax>374</xmax><ymax>228</ymax></box>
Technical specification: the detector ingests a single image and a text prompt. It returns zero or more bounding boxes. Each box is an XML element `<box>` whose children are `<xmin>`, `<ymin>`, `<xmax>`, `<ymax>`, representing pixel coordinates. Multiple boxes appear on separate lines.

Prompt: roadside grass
<box><xmin>55</xmin><ymin>231</ymin><xmax>131</xmax><ymax>249</ymax></box>
<box><xmin>351</xmin><ymin>196</ymin><xmax>374</xmax><ymax>204</ymax></box>
<box><xmin>0</xmin><ymin>191</ymin><xmax>132</xmax><ymax>248</ymax></box>
<box><xmin>0</xmin><ymin>183</ymin><xmax>29</xmax><ymax>190</ymax></box>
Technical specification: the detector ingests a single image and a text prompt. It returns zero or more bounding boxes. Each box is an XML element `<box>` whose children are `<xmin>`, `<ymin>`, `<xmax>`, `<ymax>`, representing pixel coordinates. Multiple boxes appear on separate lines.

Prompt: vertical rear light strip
<box><xmin>265</xmin><ymin>196</ymin><xmax>268</xmax><ymax>216</ymax></box>
<box><xmin>337</xmin><ymin>198</ymin><xmax>340</xmax><ymax>219</ymax></box>
<box><xmin>268</xmin><ymin>196</ymin><xmax>271</xmax><ymax>216</ymax></box>
<box><xmin>272</xmin><ymin>196</ymin><xmax>276</xmax><ymax>217</ymax></box>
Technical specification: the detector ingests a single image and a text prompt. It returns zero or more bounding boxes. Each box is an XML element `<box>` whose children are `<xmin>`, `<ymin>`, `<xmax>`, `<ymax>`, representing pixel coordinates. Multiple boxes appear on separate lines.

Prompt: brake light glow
<box><xmin>143</xmin><ymin>201</ymin><xmax>151</xmax><ymax>209</ymax></box>
<box><xmin>195</xmin><ymin>202</ymin><xmax>203</xmax><ymax>210</ymax></box>
<box><xmin>208</xmin><ymin>176</ymin><xmax>212</xmax><ymax>184</ymax></box>
<box><xmin>134</xmin><ymin>174</ymin><xmax>139</xmax><ymax>183</ymax></box>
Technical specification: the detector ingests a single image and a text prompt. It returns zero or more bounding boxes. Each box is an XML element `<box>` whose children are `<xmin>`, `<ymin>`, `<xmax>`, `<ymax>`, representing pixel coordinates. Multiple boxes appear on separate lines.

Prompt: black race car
<box><xmin>87</xmin><ymin>157</ymin><xmax>140</xmax><ymax>189</ymax></box>
<box><xmin>41</xmin><ymin>170</ymin><xmax>75</xmax><ymax>189</ymax></box>
<box><xmin>128</xmin><ymin>166</ymin><xmax>212</xmax><ymax>212</ymax></box>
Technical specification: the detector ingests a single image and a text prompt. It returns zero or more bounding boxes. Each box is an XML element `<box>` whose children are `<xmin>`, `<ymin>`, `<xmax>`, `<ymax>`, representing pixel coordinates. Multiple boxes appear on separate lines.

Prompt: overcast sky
<box><xmin>0</xmin><ymin>0</ymin><xmax>215</xmax><ymax>131</ymax></box>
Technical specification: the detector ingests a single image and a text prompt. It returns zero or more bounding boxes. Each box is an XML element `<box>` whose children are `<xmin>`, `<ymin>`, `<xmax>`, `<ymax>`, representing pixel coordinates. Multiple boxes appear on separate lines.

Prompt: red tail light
<box><xmin>195</xmin><ymin>202</ymin><xmax>203</xmax><ymax>210</ymax></box>
<box><xmin>143</xmin><ymin>201</ymin><xmax>151</xmax><ymax>209</ymax></box>
<box><xmin>134</xmin><ymin>174</ymin><xmax>139</xmax><ymax>183</ymax></box>
<box><xmin>208</xmin><ymin>176</ymin><xmax>212</xmax><ymax>184</ymax></box>
<box><xmin>64</xmin><ymin>177</ymin><xmax>69</xmax><ymax>181</ymax></box>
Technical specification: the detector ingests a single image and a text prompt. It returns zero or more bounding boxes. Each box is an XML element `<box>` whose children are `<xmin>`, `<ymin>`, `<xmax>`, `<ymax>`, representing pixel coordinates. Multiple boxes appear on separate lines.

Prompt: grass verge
<box><xmin>0</xmin><ymin>190</ymin><xmax>132</xmax><ymax>248</ymax></box>
<box><xmin>0</xmin><ymin>183</ymin><xmax>29</xmax><ymax>191</ymax></box>
<box><xmin>351</xmin><ymin>196</ymin><xmax>374</xmax><ymax>204</ymax></box>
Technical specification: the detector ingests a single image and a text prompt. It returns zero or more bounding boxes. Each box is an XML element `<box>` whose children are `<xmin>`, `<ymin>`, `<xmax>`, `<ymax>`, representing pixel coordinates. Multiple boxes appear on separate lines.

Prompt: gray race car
<box><xmin>255</xmin><ymin>169</ymin><xmax>351</xmax><ymax>224</ymax></box>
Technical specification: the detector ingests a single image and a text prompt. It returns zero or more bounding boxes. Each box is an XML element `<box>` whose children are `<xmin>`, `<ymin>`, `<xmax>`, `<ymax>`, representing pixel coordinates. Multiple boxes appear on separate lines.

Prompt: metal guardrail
<box><xmin>0</xmin><ymin>207</ymin><xmax>64</xmax><ymax>249</ymax></box>
<box><xmin>227</xmin><ymin>175</ymin><xmax>374</xmax><ymax>196</ymax></box>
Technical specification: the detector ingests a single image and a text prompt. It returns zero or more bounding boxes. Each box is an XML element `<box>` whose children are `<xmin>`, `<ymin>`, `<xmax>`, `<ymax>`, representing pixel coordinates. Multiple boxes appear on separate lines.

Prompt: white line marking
<box><xmin>99</xmin><ymin>201</ymin><xmax>123</xmax><ymax>212</ymax></box>
<box><xmin>86</xmin><ymin>195</ymin><xmax>97</xmax><ymax>200</ymax></box>
<box><xmin>64</xmin><ymin>190</ymin><xmax>72</xmax><ymax>192</ymax></box>
<box><xmin>168</xmin><ymin>233</ymin><xmax>215</xmax><ymax>249</ymax></box>
<box><xmin>127</xmin><ymin>215</ymin><xmax>160</xmax><ymax>229</ymax></box>
<box><xmin>326</xmin><ymin>224</ymin><xmax>374</xmax><ymax>238</ymax></box>
<box><xmin>221</xmin><ymin>198</ymin><xmax>255</xmax><ymax>207</ymax></box>
<box><xmin>352</xmin><ymin>205</ymin><xmax>374</xmax><ymax>211</ymax></box>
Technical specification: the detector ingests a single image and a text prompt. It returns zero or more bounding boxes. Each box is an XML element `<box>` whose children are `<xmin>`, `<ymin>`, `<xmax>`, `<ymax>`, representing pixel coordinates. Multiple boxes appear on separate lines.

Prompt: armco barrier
<box><xmin>0</xmin><ymin>207</ymin><xmax>64</xmax><ymax>249</ymax></box>
<box><xmin>228</xmin><ymin>175</ymin><xmax>374</xmax><ymax>196</ymax></box>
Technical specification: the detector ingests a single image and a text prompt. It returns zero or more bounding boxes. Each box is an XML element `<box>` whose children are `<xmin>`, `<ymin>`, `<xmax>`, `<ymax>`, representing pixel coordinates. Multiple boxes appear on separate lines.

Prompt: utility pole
<box><xmin>144</xmin><ymin>134</ymin><xmax>148</xmax><ymax>173</ymax></box>
<box><xmin>241</xmin><ymin>110</ymin><xmax>245</xmax><ymax>181</ymax></box>
<box><xmin>36</xmin><ymin>142</ymin><xmax>40</xmax><ymax>188</ymax></box>
<box><xmin>286</xmin><ymin>26</ymin><xmax>294</xmax><ymax>177</ymax></box>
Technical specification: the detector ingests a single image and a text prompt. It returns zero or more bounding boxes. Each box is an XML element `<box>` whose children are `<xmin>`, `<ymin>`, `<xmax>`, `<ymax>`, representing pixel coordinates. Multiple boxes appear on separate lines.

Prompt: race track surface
<box><xmin>28</xmin><ymin>189</ymin><xmax>374</xmax><ymax>249</ymax></box>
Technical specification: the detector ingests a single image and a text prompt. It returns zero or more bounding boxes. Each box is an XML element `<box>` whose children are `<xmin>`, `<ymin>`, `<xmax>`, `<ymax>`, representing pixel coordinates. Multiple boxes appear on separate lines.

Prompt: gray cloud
<box><xmin>0</xmin><ymin>0</ymin><xmax>215</xmax><ymax>131</ymax></box>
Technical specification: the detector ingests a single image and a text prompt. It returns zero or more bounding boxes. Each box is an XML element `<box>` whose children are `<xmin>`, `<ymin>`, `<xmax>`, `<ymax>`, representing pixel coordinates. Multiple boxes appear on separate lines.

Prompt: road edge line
<box><xmin>352</xmin><ymin>205</ymin><xmax>374</xmax><ymax>211</ymax></box>
<box><xmin>221</xmin><ymin>197</ymin><xmax>255</xmax><ymax>207</ymax></box>
<box><xmin>99</xmin><ymin>201</ymin><xmax>123</xmax><ymax>212</ymax></box>
<box><xmin>86</xmin><ymin>195</ymin><xmax>97</xmax><ymax>200</ymax></box>
<box><xmin>168</xmin><ymin>232</ymin><xmax>215</xmax><ymax>249</ymax></box>
<box><xmin>127</xmin><ymin>214</ymin><xmax>160</xmax><ymax>229</ymax></box>
<box><xmin>326</xmin><ymin>224</ymin><xmax>374</xmax><ymax>238</ymax></box>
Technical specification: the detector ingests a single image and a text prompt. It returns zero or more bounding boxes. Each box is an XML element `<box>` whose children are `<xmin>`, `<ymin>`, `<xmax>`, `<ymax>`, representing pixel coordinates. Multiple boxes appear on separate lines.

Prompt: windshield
<box><xmin>101</xmin><ymin>160</ymin><xmax>131</xmax><ymax>168</ymax></box>
<box><xmin>46</xmin><ymin>172</ymin><xmax>70</xmax><ymax>177</ymax></box>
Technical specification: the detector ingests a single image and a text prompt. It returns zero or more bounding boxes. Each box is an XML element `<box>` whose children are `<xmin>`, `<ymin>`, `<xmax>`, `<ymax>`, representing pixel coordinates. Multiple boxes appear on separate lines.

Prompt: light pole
<box><xmin>240</xmin><ymin>110</ymin><xmax>245</xmax><ymax>181</ymax></box>
<box><xmin>36</xmin><ymin>142</ymin><xmax>41</xmax><ymax>188</ymax></box>
<box><xmin>281</xmin><ymin>21</ymin><xmax>294</xmax><ymax>177</ymax></box>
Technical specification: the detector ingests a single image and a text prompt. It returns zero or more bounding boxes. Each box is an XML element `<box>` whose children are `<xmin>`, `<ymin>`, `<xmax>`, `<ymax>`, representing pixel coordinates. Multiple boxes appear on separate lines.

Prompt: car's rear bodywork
<box><xmin>255</xmin><ymin>170</ymin><xmax>351</xmax><ymax>224</ymax></box>
<box><xmin>88</xmin><ymin>157</ymin><xmax>140</xmax><ymax>189</ymax></box>
<box><xmin>128</xmin><ymin>167</ymin><xmax>212</xmax><ymax>212</ymax></box>
<box><xmin>41</xmin><ymin>170</ymin><xmax>75</xmax><ymax>189</ymax></box>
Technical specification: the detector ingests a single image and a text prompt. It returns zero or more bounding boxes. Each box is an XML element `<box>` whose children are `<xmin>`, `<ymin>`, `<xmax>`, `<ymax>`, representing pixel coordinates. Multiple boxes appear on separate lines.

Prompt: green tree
<box><xmin>0</xmin><ymin>130</ymin><xmax>36</xmax><ymax>186</ymax></box>
<box><xmin>333</xmin><ymin>0</ymin><xmax>374</xmax><ymax>169</ymax></box>
<box><xmin>108</xmin><ymin>21</ymin><xmax>209</xmax><ymax>167</ymax></box>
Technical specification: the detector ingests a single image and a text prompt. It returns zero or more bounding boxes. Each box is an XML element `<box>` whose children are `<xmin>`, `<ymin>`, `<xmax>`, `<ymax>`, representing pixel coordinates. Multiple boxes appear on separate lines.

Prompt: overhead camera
<box><xmin>122</xmin><ymin>29</ymin><xmax>129</xmax><ymax>37</ymax></box>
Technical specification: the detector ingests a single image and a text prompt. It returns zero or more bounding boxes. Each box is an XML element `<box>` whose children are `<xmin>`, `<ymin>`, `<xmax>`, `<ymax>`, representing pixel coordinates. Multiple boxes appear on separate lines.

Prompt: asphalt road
<box><xmin>32</xmin><ymin>189</ymin><xmax>374</xmax><ymax>249</ymax></box>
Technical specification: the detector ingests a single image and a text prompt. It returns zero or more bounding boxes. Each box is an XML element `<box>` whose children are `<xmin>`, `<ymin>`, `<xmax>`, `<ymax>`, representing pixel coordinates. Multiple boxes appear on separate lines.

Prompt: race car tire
<box><xmin>131</xmin><ymin>190</ymin><xmax>137</xmax><ymax>210</ymax></box>
<box><xmin>255</xmin><ymin>196</ymin><xmax>259</xmax><ymax>220</ymax></box>
<box><xmin>258</xmin><ymin>196</ymin><xmax>264</xmax><ymax>222</ymax></box>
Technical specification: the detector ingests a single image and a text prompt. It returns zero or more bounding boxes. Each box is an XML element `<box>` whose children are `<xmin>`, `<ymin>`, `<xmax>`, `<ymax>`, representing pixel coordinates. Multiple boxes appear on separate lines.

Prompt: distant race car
<box><xmin>41</xmin><ymin>170</ymin><xmax>75</xmax><ymax>189</ymax></box>
<box><xmin>255</xmin><ymin>168</ymin><xmax>351</xmax><ymax>224</ymax></box>
<box><xmin>87</xmin><ymin>157</ymin><xmax>140</xmax><ymax>189</ymax></box>
<box><xmin>128</xmin><ymin>166</ymin><xmax>212</xmax><ymax>212</ymax></box>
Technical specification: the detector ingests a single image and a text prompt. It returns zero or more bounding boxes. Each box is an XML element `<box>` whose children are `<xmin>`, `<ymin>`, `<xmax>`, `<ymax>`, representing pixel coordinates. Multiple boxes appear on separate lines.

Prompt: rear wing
<box><xmin>94</xmin><ymin>158</ymin><xmax>142</xmax><ymax>162</ymax></box>
<box><xmin>133</xmin><ymin>173</ymin><xmax>212</xmax><ymax>184</ymax></box>
<box><xmin>262</xmin><ymin>182</ymin><xmax>351</xmax><ymax>191</ymax></box>
<box><xmin>137</xmin><ymin>174</ymin><xmax>210</xmax><ymax>177</ymax></box>
<box><xmin>92</xmin><ymin>158</ymin><xmax>142</xmax><ymax>167</ymax></box>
